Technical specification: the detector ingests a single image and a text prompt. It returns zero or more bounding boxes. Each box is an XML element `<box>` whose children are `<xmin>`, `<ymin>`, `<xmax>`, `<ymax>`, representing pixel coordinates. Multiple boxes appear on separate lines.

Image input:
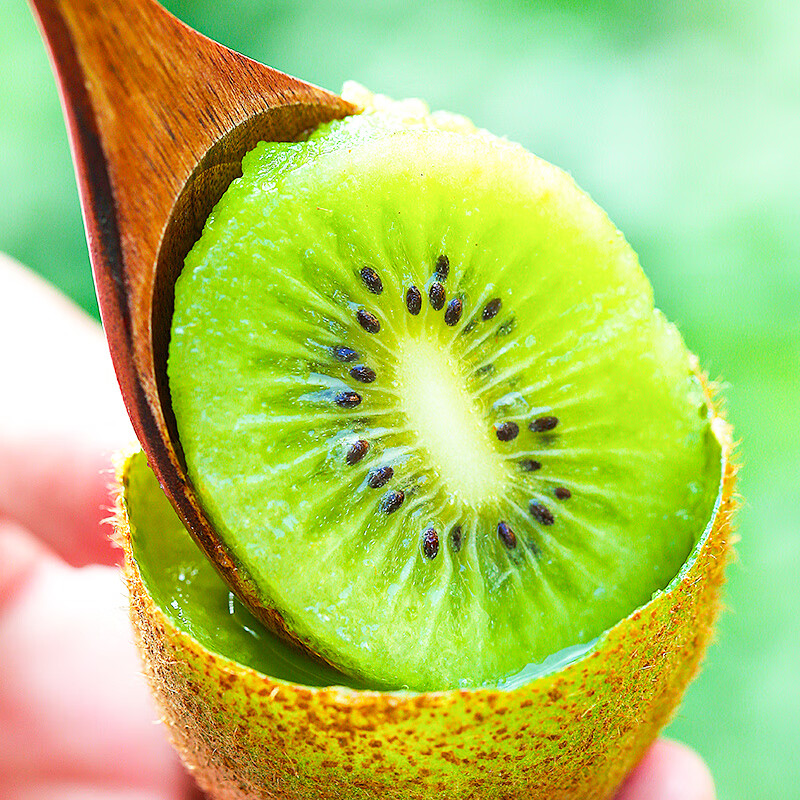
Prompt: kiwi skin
<box><xmin>117</xmin><ymin>394</ymin><xmax>736</xmax><ymax>800</ymax></box>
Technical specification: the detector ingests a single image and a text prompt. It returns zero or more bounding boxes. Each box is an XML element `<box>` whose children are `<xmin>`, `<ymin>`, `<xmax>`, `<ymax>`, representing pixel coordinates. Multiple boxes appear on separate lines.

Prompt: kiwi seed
<box><xmin>367</xmin><ymin>466</ymin><xmax>394</xmax><ymax>489</ymax></box>
<box><xmin>346</xmin><ymin>439</ymin><xmax>370</xmax><ymax>465</ymax></box>
<box><xmin>497</xmin><ymin>520</ymin><xmax>517</xmax><ymax>549</ymax></box>
<box><xmin>335</xmin><ymin>391</ymin><xmax>361</xmax><ymax>409</ymax></box>
<box><xmin>520</xmin><ymin>458</ymin><xmax>542</xmax><ymax>472</ymax></box>
<box><xmin>360</xmin><ymin>266</ymin><xmax>383</xmax><ymax>294</ymax></box>
<box><xmin>429</xmin><ymin>282</ymin><xmax>446</xmax><ymax>310</ymax></box>
<box><xmin>422</xmin><ymin>528</ymin><xmax>440</xmax><ymax>559</ymax></box>
<box><xmin>444</xmin><ymin>297</ymin><xmax>463</xmax><ymax>326</ymax></box>
<box><xmin>406</xmin><ymin>286</ymin><xmax>422</xmax><ymax>315</ymax></box>
<box><xmin>555</xmin><ymin>486</ymin><xmax>572</xmax><ymax>500</ymax></box>
<box><xmin>356</xmin><ymin>308</ymin><xmax>380</xmax><ymax>333</ymax></box>
<box><xmin>529</xmin><ymin>501</ymin><xmax>555</xmax><ymax>526</ymax></box>
<box><xmin>333</xmin><ymin>345</ymin><xmax>359</xmax><ymax>362</ymax></box>
<box><xmin>435</xmin><ymin>254</ymin><xmax>450</xmax><ymax>280</ymax></box>
<box><xmin>350</xmin><ymin>365</ymin><xmax>376</xmax><ymax>383</ymax></box>
<box><xmin>475</xmin><ymin>363</ymin><xmax>495</xmax><ymax>378</ymax></box>
<box><xmin>530</xmin><ymin>416</ymin><xmax>559</xmax><ymax>432</ymax></box>
<box><xmin>495</xmin><ymin>421</ymin><xmax>519</xmax><ymax>441</ymax></box>
<box><xmin>450</xmin><ymin>525</ymin><xmax>463</xmax><ymax>552</ymax></box>
<box><xmin>482</xmin><ymin>298</ymin><xmax>502</xmax><ymax>320</ymax></box>
<box><xmin>380</xmin><ymin>490</ymin><xmax>405</xmax><ymax>514</ymax></box>
<box><xmin>463</xmin><ymin>318</ymin><xmax>477</xmax><ymax>334</ymax></box>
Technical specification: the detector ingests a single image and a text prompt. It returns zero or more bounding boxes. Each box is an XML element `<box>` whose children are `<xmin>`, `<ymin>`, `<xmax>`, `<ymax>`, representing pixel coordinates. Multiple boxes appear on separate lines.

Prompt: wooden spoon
<box><xmin>29</xmin><ymin>0</ymin><xmax>358</xmax><ymax>633</ymax></box>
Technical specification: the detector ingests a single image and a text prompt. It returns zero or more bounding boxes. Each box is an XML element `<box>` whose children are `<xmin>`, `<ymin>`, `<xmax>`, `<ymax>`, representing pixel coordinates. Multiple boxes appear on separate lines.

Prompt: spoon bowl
<box><xmin>29</xmin><ymin>0</ymin><xmax>357</xmax><ymax>623</ymax></box>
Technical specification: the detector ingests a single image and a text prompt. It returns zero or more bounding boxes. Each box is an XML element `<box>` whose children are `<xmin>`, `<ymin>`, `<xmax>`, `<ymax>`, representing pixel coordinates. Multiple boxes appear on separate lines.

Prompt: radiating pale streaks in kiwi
<box><xmin>359</xmin><ymin>494</ymin><xmax>439</xmax><ymax>612</ymax></box>
<box><xmin>543</xmin><ymin>502</ymin><xmax>630</xmax><ymax>577</ymax></box>
<box><xmin>238</xmin><ymin>445</ymin><xmax>325</xmax><ymax>479</ymax></box>
<box><xmin>413</xmin><ymin>293</ymin><xmax>455</xmax><ymax>337</ymax></box>
<box><xmin>396</xmin><ymin>286</ymin><xmax>427</xmax><ymax>343</ymax></box>
<box><xmin>496</xmin><ymin>365</ymin><xmax>607</xmax><ymax>410</ymax></box>
<box><xmin>502</xmin><ymin>500</ymin><xmax>611</xmax><ymax>615</ymax></box>
<box><xmin>375</xmin><ymin>547</ymin><xmax>419</xmax><ymax>650</ymax></box>
<box><xmin>506</xmin><ymin>530</ymin><xmax>573</xmax><ymax>641</ymax></box>
<box><xmin>359</xmin><ymin>428</ymin><xmax>416</xmax><ymax>457</ymax></box>
<box><xmin>327</xmin><ymin>183</ymin><xmax>408</xmax><ymax>305</ymax></box>
<box><xmin>445</xmin><ymin>200</ymin><xmax>532</xmax><ymax>307</ymax></box>
<box><xmin>406</xmin><ymin>531</ymin><xmax>456</xmax><ymax>677</ymax></box>
<box><xmin>526</xmin><ymin>477</ymin><xmax>643</xmax><ymax>515</ymax></box>
<box><xmin>458</xmin><ymin>315</ymin><xmax>506</xmax><ymax>364</ymax></box>
<box><xmin>462</xmin><ymin>340</ymin><xmax>524</xmax><ymax>403</ymax></box>
<box><xmin>254</xmin><ymin>374</ymin><xmax>400</xmax><ymax>424</ymax></box>
<box><xmin>345</xmin><ymin>316</ymin><xmax>405</xmax><ymax>366</ymax></box>
<box><xmin>270</xmin><ymin>263</ymin><xmax>355</xmax><ymax>330</ymax></box>
<box><xmin>459</xmin><ymin>515</ymin><xmax>496</xmax><ymax>675</ymax></box>
<box><xmin>508</xmin><ymin>444</ymin><xmax>653</xmax><ymax>462</ymax></box>
<box><xmin>472</xmin><ymin>334</ymin><xmax>615</xmax><ymax>409</ymax></box>
<box><xmin>306</xmin><ymin>492</ymin><xmax>380</xmax><ymax>578</ymax></box>
<box><xmin>486</xmin><ymin>291</ymin><xmax>639</xmax><ymax>373</ymax></box>
<box><xmin>412</xmin><ymin>490</ymin><xmax>452</xmax><ymax>529</ymax></box>
<box><xmin>209</xmin><ymin>321</ymin><xmax>321</xmax><ymax>366</ymax></box>
<box><xmin>352</xmin><ymin>263</ymin><xmax>405</xmax><ymax>342</ymax></box>
<box><xmin>244</xmin><ymin>407</ymin><xmax>385</xmax><ymax>427</ymax></box>
<box><xmin>355</xmin><ymin>384</ymin><xmax>407</xmax><ymax>407</ymax></box>
<box><xmin>255</xmin><ymin>198</ymin><xmax>407</xmax><ymax>351</ymax></box>
<box><xmin>511</xmin><ymin>385</ymin><xmax>605</xmax><ymax>416</ymax></box>
<box><xmin>503</xmin><ymin>485</ymin><xmax>629</xmax><ymax>605</ymax></box>
<box><xmin>471</xmin><ymin>363</ymin><xmax>539</xmax><ymax>406</ymax></box>
<box><xmin>264</xmin><ymin>471</ymin><xmax>361</xmax><ymax>538</ymax></box>
<box><xmin>485</xmin><ymin>554</ymin><xmax>554</xmax><ymax>668</ymax></box>
<box><xmin>280</xmin><ymin>199</ymin><xmax>369</xmax><ymax>289</ymax></box>
<box><xmin>240</xmin><ymin>308</ymin><xmax>347</xmax><ymax>354</ymax></box>
<box><xmin>370</xmin><ymin>444</ymin><xmax>418</xmax><ymax>475</ymax></box>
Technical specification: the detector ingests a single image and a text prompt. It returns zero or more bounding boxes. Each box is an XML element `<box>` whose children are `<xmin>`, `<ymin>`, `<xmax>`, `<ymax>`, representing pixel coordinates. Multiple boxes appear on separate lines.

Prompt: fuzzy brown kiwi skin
<box><xmin>117</xmin><ymin>379</ymin><xmax>737</xmax><ymax>800</ymax></box>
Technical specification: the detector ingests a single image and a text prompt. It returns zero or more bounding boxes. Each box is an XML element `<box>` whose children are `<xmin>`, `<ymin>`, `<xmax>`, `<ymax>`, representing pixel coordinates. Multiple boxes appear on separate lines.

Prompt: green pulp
<box><xmin>168</xmin><ymin>108</ymin><xmax>721</xmax><ymax>690</ymax></box>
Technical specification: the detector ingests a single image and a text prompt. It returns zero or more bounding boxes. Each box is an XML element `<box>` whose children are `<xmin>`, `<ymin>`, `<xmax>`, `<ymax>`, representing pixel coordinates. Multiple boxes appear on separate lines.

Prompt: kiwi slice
<box><xmin>168</xmin><ymin>101</ymin><xmax>721</xmax><ymax>691</ymax></box>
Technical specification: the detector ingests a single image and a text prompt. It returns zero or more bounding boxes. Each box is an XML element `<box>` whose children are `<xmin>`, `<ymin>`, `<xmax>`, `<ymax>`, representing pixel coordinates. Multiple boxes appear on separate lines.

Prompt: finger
<box><xmin>0</xmin><ymin>254</ymin><xmax>134</xmax><ymax>566</ymax></box>
<box><xmin>0</xmin><ymin>522</ymin><xmax>193</xmax><ymax>799</ymax></box>
<box><xmin>615</xmin><ymin>738</ymin><xmax>716</xmax><ymax>800</ymax></box>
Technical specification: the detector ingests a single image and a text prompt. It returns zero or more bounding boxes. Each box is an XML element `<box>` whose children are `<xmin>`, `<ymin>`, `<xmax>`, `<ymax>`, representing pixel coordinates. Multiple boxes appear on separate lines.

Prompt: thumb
<box><xmin>615</xmin><ymin>739</ymin><xmax>716</xmax><ymax>800</ymax></box>
<box><xmin>0</xmin><ymin>254</ymin><xmax>135</xmax><ymax>566</ymax></box>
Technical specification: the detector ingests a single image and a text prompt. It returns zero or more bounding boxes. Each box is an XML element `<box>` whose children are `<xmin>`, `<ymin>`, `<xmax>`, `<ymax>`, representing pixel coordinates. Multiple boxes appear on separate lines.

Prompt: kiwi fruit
<box><xmin>118</xmin><ymin>428</ymin><xmax>735</xmax><ymax>800</ymax></box>
<box><xmin>166</xmin><ymin>91</ymin><xmax>726</xmax><ymax>693</ymax></box>
<box><xmin>121</xmin><ymin>87</ymin><xmax>738</xmax><ymax>797</ymax></box>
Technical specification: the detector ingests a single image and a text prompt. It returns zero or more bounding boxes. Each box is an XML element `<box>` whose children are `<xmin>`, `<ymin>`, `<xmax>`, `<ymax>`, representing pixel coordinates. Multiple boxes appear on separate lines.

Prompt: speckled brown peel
<box><xmin>116</xmin><ymin>402</ymin><xmax>736</xmax><ymax>800</ymax></box>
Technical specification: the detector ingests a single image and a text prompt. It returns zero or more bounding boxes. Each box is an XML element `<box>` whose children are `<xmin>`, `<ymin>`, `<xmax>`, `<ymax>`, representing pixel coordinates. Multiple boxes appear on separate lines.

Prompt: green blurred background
<box><xmin>2</xmin><ymin>0</ymin><xmax>798</xmax><ymax>796</ymax></box>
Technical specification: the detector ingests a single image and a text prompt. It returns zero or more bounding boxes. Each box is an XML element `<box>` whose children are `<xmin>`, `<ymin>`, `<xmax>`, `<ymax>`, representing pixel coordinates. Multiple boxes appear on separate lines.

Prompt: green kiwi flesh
<box><xmin>168</xmin><ymin>102</ymin><xmax>721</xmax><ymax>691</ymax></box>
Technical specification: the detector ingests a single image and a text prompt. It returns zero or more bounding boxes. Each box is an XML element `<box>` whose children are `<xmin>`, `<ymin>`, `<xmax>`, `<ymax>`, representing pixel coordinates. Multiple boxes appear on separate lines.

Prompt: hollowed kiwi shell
<box><xmin>117</xmin><ymin>405</ymin><xmax>736</xmax><ymax>800</ymax></box>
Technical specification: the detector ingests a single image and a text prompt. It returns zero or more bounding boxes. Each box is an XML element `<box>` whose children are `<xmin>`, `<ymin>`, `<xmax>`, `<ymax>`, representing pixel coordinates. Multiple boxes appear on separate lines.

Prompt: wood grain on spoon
<box><xmin>28</xmin><ymin>0</ymin><xmax>358</xmax><ymax>633</ymax></box>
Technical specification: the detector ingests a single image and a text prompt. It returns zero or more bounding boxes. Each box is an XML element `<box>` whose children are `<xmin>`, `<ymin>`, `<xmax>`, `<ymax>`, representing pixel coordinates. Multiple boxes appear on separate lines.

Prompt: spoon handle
<box><xmin>28</xmin><ymin>0</ymin><xmax>354</xmax><ymax>504</ymax></box>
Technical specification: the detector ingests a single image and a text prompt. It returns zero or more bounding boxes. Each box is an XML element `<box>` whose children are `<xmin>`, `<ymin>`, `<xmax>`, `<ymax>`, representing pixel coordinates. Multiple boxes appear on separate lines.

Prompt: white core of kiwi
<box><xmin>397</xmin><ymin>333</ymin><xmax>507</xmax><ymax>506</ymax></box>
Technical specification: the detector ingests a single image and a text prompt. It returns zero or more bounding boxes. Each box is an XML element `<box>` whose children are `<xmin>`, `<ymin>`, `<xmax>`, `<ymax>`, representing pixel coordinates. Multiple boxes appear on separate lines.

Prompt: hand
<box><xmin>614</xmin><ymin>739</ymin><xmax>716</xmax><ymax>800</ymax></box>
<box><xmin>0</xmin><ymin>253</ymin><xmax>715</xmax><ymax>799</ymax></box>
<box><xmin>0</xmin><ymin>254</ymin><xmax>202</xmax><ymax>799</ymax></box>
